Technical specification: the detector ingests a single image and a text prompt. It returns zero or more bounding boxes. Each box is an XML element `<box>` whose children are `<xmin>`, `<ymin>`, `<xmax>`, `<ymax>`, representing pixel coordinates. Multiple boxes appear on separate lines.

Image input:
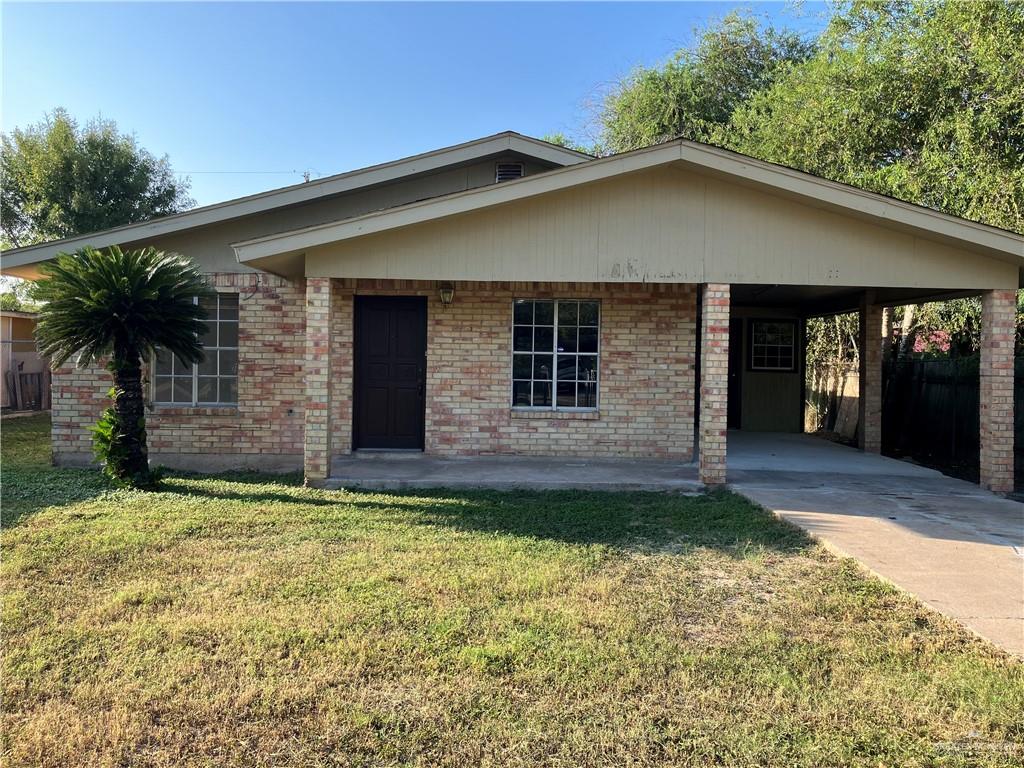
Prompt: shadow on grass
<box><xmin>168</xmin><ymin>478</ymin><xmax>812</xmax><ymax>556</ymax></box>
<box><xmin>2</xmin><ymin>409</ymin><xmax>810</xmax><ymax>555</ymax></box>
<box><xmin>1</xmin><ymin>466</ymin><xmax>112</xmax><ymax>526</ymax></box>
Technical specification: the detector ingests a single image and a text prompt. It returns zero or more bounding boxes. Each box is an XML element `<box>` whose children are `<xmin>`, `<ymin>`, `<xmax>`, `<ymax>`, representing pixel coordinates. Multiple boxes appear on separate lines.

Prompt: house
<box><xmin>1</xmin><ymin>310</ymin><xmax>49</xmax><ymax>411</ymax></box>
<box><xmin>2</xmin><ymin>132</ymin><xmax>1021</xmax><ymax>491</ymax></box>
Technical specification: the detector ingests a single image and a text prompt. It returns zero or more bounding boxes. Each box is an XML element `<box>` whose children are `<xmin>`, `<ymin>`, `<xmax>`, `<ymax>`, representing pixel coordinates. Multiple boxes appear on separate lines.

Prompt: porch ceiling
<box><xmin>731</xmin><ymin>283</ymin><xmax>983</xmax><ymax>316</ymax></box>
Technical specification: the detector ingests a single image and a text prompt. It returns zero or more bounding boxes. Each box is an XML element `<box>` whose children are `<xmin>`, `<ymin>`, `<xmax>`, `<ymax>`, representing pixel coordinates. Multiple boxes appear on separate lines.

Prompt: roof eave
<box><xmin>233</xmin><ymin>143</ymin><xmax>682</xmax><ymax>263</ymax></box>
<box><xmin>0</xmin><ymin>131</ymin><xmax>590</xmax><ymax>274</ymax></box>
<box><xmin>233</xmin><ymin>140</ymin><xmax>1024</xmax><ymax>265</ymax></box>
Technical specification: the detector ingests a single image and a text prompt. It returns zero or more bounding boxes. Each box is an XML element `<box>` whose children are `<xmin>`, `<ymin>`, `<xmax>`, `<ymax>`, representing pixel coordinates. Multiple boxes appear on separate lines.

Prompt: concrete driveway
<box><xmin>729</xmin><ymin>432</ymin><xmax>1024</xmax><ymax>657</ymax></box>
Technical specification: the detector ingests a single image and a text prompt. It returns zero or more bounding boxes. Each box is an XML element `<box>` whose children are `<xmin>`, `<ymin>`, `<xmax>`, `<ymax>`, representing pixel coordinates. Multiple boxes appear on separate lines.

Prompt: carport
<box><xmin>705</xmin><ymin>281</ymin><xmax>1018</xmax><ymax>494</ymax></box>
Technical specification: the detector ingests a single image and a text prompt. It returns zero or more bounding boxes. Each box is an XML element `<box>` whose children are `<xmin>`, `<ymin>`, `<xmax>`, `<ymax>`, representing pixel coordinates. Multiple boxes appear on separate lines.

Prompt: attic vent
<box><xmin>495</xmin><ymin>162</ymin><xmax>525</xmax><ymax>183</ymax></box>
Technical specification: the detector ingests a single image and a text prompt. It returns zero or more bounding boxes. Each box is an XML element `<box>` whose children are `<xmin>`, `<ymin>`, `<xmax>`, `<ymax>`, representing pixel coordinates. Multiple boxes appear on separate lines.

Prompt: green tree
<box><xmin>596</xmin><ymin>12</ymin><xmax>815</xmax><ymax>154</ymax></box>
<box><xmin>1</xmin><ymin>109</ymin><xmax>193</xmax><ymax>248</ymax></box>
<box><xmin>0</xmin><ymin>277</ymin><xmax>39</xmax><ymax>312</ymax></box>
<box><xmin>33</xmin><ymin>247</ymin><xmax>210</xmax><ymax>488</ymax></box>
<box><xmin>540</xmin><ymin>132</ymin><xmax>600</xmax><ymax>156</ymax></box>
<box><xmin>727</xmin><ymin>0</ymin><xmax>1024</xmax><ymax>233</ymax></box>
<box><xmin>728</xmin><ymin>1</ymin><xmax>1023</xmax><ymax>353</ymax></box>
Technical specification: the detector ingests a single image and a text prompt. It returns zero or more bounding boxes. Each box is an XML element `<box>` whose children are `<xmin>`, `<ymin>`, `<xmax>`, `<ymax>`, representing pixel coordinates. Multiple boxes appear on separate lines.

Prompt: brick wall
<box><xmin>52</xmin><ymin>273</ymin><xmax>306</xmax><ymax>471</ymax></box>
<box><xmin>53</xmin><ymin>276</ymin><xmax>699</xmax><ymax>471</ymax></box>
<box><xmin>980</xmin><ymin>288</ymin><xmax>1015</xmax><ymax>493</ymax></box>
<box><xmin>329</xmin><ymin>279</ymin><xmax>697</xmax><ymax>460</ymax></box>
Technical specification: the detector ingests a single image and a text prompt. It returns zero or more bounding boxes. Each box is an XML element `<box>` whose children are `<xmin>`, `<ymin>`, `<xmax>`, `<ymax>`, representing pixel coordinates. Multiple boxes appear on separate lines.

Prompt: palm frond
<box><xmin>34</xmin><ymin>245</ymin><xmax>213</xmax><ymax>368</ymax></box>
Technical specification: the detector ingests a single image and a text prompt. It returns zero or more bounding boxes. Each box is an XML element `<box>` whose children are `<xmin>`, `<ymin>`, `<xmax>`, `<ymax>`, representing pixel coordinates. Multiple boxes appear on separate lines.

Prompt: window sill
<box><xmin>510</xmin><ymin>409</ymin><xmax>600</xmax><ymax>421</ymax></box>
<box><xmin>149</xmin><ymin>404</ymin><xmax>240</xmax><ymax>417</ymax></box>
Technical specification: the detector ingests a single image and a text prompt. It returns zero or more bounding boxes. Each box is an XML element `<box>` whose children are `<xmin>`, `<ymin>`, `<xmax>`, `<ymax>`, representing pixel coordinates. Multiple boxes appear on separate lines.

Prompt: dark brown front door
<box><xmin>353</xmin><ymin>296</ymin><xmax>427</xmax><ymax>449</ymax></box>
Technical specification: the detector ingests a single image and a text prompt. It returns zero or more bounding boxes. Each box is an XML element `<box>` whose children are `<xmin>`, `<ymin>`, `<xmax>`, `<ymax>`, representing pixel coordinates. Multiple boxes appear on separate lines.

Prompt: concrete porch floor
<box><xmin>328</xmin><ymin>432</ymin><xmax>1024</xmax><ymax>656</ymax></box>
<box><xmin>327</xmin><ymin>452</ymin><xmax>702</xmax><ymax>492</ymax></box>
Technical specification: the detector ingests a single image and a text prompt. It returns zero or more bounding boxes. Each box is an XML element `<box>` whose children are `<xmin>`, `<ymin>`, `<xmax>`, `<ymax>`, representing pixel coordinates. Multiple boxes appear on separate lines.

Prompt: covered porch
<box><xmin>227</xmin><ymin>136</ymin><xmax>1021</xmax><ymax>493</ymax></box>
<box><xmin>301</xmin><ymin>278</ymin><xmax>1016</xmax><ymax>494</ymax></box>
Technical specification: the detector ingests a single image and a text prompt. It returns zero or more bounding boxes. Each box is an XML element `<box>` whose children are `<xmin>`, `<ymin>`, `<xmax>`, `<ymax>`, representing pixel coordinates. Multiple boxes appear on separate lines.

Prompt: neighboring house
<box><xmin>0</xmin><ymin>310</ymin><xmax>49</xmax><ymax>411</ymax></box>
<box><xmin>2</xmin><ymin>132</ymin><xmax>1021</xmax><ymax>491</ymax></box>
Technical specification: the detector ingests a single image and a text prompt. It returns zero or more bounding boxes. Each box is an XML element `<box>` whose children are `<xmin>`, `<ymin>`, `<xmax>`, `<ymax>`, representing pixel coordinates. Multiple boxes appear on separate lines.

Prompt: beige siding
<box><xmin>305</xmin><ymin>165</ymin><xmax>1018</xmax><ymax>290</ymax></box>
<box><xmin>119</xmin><ymin>156</ymin><xmax>553</xmax><ymax>273</ymax></box>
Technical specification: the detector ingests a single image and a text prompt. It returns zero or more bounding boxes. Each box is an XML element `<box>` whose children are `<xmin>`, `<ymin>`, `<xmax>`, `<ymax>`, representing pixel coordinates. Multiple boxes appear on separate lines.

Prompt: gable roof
<box><xmin>1</xmin><ymin>131</ymin><xmax>591</xmax><ymax>273</ymax></box>
<box><xmin>233</xmin><ymin>138</ymin><xmax>1024</xmax><ymax>268</ymax></box>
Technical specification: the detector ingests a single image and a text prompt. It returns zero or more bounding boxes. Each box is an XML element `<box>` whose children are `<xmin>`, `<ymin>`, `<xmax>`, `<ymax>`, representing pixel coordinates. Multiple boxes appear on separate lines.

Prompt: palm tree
<box><xmin>34</xmin><ymin>246</ymin><xmax>211</xmax><ymax>487</ymax></box>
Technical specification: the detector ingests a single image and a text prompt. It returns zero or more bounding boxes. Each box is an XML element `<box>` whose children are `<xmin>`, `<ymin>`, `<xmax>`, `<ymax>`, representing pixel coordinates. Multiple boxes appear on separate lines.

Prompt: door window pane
<box><xmin>749</xmin><ymin>320</ymin><xmax>797</xmax><ymax>371</ymax></box>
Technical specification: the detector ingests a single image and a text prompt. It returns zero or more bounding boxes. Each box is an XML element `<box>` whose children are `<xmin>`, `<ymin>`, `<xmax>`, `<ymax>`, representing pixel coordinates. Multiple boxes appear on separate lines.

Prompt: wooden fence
<box><xmin>804</xmin><ymin>363</ymin><xmax>860</xmax><ymax>441</ymax></box>
<box><xmin>3</xmin><ymin>367</ymin><xmax>51</xmax><ymax>412</ymax></box>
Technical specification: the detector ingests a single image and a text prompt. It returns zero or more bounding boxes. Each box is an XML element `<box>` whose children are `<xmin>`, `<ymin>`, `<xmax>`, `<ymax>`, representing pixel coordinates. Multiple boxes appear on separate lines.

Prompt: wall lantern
<box><xmin>438</xmin><ymin>281</ymin><xmax>455</xmax><ymax>307</ymax></box>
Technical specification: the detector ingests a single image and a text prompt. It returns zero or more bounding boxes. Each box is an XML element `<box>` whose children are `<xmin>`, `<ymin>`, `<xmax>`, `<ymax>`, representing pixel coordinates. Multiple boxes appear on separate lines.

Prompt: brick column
<box><xmin>304</xmin><ymin>277</ymin><xmax>334</xmax><ymax>483</ymax></box>
<box><xmin>699</xmin><ymin>283</ymin><xmax>730</xmax><ymax>486</ymax></box>
<box><xmin>980</xmin><ymin>289</ymin><xmax>1015</xmax><ymax>494</ymax></box>
<box><xmin>858</xmin><ymin>294</ymin><xmax>883</xmax><ymax>453</ymax></box>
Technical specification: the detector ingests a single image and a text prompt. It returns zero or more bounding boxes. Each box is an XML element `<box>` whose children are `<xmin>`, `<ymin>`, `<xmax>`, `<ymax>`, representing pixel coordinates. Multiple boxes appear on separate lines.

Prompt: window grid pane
<box><xmin>153</xmin><ymin>293</ymin><xmax>239</xmax><ymax>405</ymax></box>
<box><xmin>749</xmin><ymin>320</ymin><xmax>796</xmax><ymax>371</ymax></box>
<box><xmin>512</xmin><ymin>299</ymin><xmax>599</xmax><ymax>410</ymax></box>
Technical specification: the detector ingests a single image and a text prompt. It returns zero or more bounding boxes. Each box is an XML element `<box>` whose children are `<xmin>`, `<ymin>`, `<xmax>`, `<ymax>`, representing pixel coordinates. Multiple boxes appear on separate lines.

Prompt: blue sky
<box><xmin>3</xmin><ymin>1</ymin><xmax>829</xmax><ymax>207</ymax></box>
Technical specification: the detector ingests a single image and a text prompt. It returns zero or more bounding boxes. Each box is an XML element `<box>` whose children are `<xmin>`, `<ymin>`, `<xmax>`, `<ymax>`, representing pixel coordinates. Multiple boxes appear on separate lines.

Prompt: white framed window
<box><xmin>749</xmin><ymin>319</ymin><xmax>797</xmax><ymax>372</ymax></box>
<box><xmin>511</xmin><ymin>299</ymin><xmax>599</xmax><ymax>410</ymax></box>
<box><xmin>152</xmin><ymin>293</ymin><xmax>239</xmax><ymax>405</ymax></box>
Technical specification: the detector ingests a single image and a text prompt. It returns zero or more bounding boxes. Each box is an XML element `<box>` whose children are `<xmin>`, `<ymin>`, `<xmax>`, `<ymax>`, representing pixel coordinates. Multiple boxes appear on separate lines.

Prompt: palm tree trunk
<box><xmin>110</xmin><ymin>348</ymin><xmax>150</xmax><ymax>483</ymax></box>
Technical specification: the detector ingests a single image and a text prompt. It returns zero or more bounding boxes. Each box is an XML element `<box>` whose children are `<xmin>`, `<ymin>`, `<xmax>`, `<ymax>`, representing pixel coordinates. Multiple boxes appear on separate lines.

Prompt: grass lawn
<box><xmin>2</xmin><ymin>414</ymin><xmax>1022</xmax><ymax>767</ymax></box>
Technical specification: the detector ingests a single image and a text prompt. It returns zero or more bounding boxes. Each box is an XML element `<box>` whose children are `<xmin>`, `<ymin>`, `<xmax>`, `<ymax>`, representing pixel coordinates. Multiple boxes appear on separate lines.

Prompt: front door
<box><xmin>353</xmin><ymin>296</ymin><xmax>427</xmax><ymax>449</ymax></box>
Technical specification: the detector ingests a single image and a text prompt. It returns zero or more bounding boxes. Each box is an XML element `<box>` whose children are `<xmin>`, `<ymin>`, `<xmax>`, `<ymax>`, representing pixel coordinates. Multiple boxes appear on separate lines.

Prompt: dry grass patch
<box><xmin>2</xmin><ymin>414</ymin><xmax>1022</xmax><ymax>767</ymax></box>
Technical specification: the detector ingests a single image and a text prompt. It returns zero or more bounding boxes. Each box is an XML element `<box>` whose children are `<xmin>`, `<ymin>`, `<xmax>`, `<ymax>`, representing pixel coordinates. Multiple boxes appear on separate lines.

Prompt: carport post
<box><xmin>858</xmin><ymin>293</ymin><xmax>884</xmax><ymax>453</ymax></box>
<box><xmin>980</xmin><ymin>289</ymin><xmax>1015</xmax><ymax>494</ymax></box>
<box><xmin>699</xmin><ymin>283</ymin><xmax>730</xmax><ymax>485</ymax></box>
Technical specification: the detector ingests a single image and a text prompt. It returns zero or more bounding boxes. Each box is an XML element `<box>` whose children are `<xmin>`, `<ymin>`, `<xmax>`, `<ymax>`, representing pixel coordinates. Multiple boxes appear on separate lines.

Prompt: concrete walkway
<box><xmin>729</xmin><ymin>432</ymin><xmax>1024</xmax><ymax>657</ymax></box>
